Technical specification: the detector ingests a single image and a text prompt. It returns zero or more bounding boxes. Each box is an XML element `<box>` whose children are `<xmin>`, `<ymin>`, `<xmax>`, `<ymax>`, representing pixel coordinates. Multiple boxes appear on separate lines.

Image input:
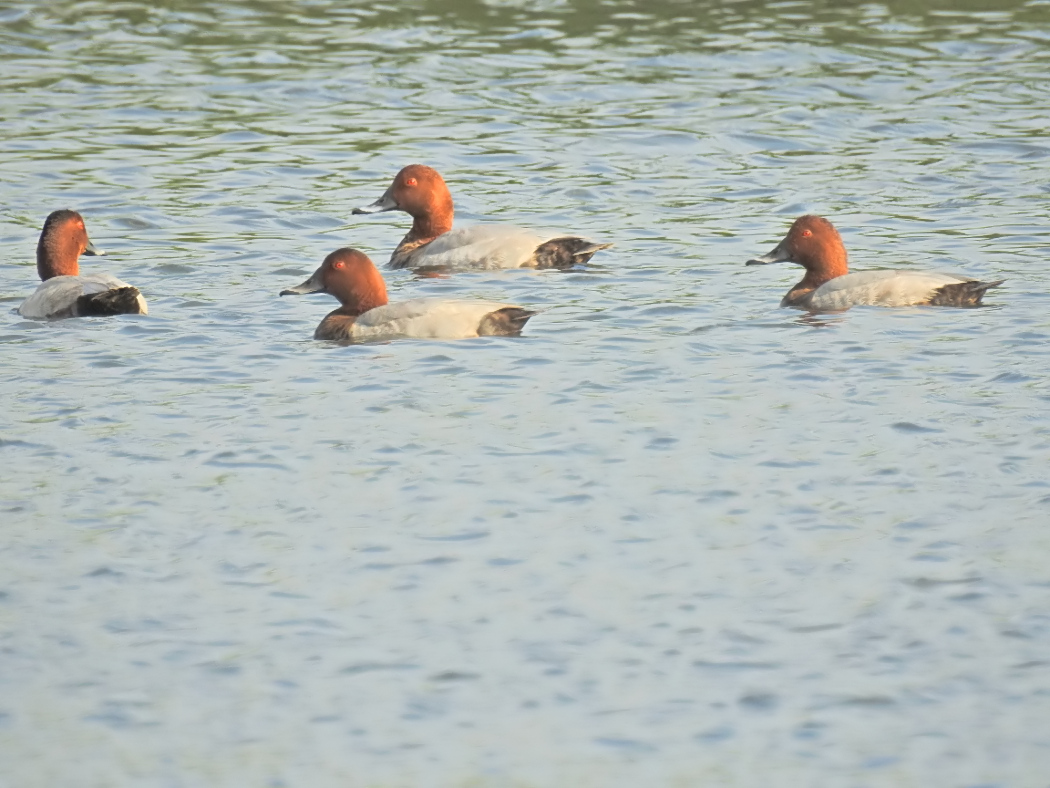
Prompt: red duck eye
<box><xmin>801</xmin><ymin>229</ymin><xmax>812</xmax><ymax>237</ymax></box>
<box><xmin>405</xmin><ymin>177</ymin><xmax>417</xmax><ymax>187</ymax></box>
<box><xmin>333</xmin><ymin>261</ymin><xmax>345</xmax><ymax>269</ymax></box>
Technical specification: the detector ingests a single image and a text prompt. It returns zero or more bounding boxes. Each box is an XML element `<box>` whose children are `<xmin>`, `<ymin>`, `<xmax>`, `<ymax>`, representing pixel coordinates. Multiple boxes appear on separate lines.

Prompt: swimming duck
<box><xmin>18</xmin><ymin>210</ymin><xmax>148</xmax><ymax>320</ymax></box>
<box><xmin>746</xmin><ymin>215</ymin><xmax>1003</xmax><ymax>311</ymax></box>
<box><xmin>352</xmin><ymin>164</ymin><xmax>611</xmax><ymax>270</ymax></box>
<box><xmin>280</xmin><ymin>248</ymin><xmax>536</xmax><ymax>341</ymax></box>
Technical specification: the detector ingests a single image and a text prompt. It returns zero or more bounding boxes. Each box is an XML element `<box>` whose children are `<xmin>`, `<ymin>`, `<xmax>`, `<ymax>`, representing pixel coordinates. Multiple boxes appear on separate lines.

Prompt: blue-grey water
<box><xmin>2</xmin><ymin>1</ymin><xmax>1049</xmax><ymax>786</ymax></box>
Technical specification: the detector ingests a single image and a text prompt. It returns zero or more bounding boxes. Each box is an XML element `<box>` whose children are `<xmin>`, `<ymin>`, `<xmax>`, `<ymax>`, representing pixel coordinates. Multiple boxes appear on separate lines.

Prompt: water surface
<box><xmin>2</xmin><ymin>1</ymin><xmax>1050</xmax><ymax>785</ymax></box>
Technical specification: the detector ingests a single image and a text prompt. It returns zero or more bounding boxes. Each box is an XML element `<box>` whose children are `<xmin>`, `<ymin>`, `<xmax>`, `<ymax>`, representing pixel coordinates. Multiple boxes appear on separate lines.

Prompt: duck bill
<box><xmin>84</xmin><ymin>239</ymin><xmax>104</xmax><ymax>256</ymax></box>
<box><xmin>745</xmin><ymin>242</ymin><xmax>791</xmax><ymax>266</ymax></box>
<box><xmin>351</xmin><ymin>189</ymin><xmax>398</xmax><ymax>215</ymax></box>
<box><xmin>280</xmin><ymin>267</ymin><xmax>326</xmax><ymax>296</ymax></box>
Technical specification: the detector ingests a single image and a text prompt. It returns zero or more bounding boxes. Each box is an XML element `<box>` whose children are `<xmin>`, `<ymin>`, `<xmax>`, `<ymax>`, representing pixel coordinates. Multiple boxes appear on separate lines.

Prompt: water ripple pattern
<box><xmin>2</xmin><ymin>1</ymin><xmax>1049</xmax><ymax>786</ymax></box>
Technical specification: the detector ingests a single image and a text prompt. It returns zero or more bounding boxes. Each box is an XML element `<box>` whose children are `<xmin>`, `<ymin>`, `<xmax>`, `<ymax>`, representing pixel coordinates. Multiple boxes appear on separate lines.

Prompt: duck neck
<box><xmin>337</xmin><ymin>274</ymin><xmax>388</xmax><ymax>317</ymax></box>
<box><xmin>797</xmin><ymin>243</ymin><xmax>848</xmax><ymax>291</ymax></box>
<box><xmin>405</xmin><ymin>194</ymin><xmax>454</xmax><ymax>245</ymax></box>
<box><xmin>348</xmin><ymin>294</ymin><xmax>384</xmax><ymax>316</ymax></box>
<box><xmin>37</xmin><ymin>236</ymin><xmax>80</xmax><ymax>280</ymax></box>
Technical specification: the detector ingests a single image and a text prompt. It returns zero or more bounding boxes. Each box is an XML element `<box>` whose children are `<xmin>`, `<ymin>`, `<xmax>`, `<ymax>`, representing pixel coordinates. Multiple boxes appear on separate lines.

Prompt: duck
<box><xmin>746</xmin><ymin>215</ymin><xmax>1003</xmax><ymax>311</ymax></box>
<box><xmin>279</xmin><ymin>247</ymin><xmax>536</xmax><ymax>342</ymax></box>
<box><xmin>17</xmin><ymin>210</ymin><xmax>148</xmax><ymax>320</ymax></box>
<box><xmin>351</xmin><ymin>164</ymin><xmax>612</xmax><ymax>270</ymax></box>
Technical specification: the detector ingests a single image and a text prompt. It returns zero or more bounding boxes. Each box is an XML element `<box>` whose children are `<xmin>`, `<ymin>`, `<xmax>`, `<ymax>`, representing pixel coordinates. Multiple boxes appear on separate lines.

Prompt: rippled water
<box><xmin>3</xmin><ymin>1</ymin><xmax>1050</xmax><ymax>785</ymax></box>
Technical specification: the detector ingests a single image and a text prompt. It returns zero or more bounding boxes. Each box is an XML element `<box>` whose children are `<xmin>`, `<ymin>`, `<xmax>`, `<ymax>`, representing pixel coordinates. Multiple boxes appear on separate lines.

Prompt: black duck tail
<box><xmin>531</xmin><ymin>237</ymin><xmax>612</xmax><ymax>269</ymax></box>
<box><xmin>478</xmin><ymin>307</ymin><xmax>537</xmax><ymax>337</ymax></box>
<box><xmin>75</xmin><ymin>287</ymin><xmax>146</xmax><ymax>316</ymax></box>
<box><xmin>929</xmin><ymin>279</ymin><xmax>1004</xmax><ymax>307</ymax></box>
